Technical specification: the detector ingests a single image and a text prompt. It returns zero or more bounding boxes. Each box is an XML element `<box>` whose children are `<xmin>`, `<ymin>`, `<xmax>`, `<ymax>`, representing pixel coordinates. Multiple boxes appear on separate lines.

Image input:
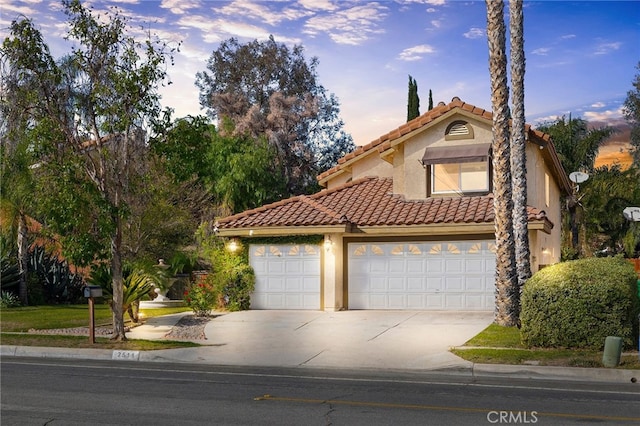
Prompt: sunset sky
<box><xmin>1</xmin><ymin>0</ymin><xmax>638</xmax><ymax>145</ymax></box>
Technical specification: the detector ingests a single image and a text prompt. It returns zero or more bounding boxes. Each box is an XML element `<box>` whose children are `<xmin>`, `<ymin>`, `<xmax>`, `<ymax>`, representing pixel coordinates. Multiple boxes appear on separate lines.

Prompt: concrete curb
<box><xmin>472</xmin><ymin>363</ymin><xmax>640</xmax><ymax>383</ymax></box>
<box><xmin>3</xmin><ymin>344</ymin><xmax>639</xmax><ymax>384</ymax></box>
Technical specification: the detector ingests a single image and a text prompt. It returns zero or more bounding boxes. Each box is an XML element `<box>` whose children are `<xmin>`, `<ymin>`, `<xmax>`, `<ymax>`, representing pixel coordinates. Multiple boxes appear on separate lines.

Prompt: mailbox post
<box><xmin>83</xmin><ymin>285</ymin><xmax>103</xmax><ymax>344</ymax></box>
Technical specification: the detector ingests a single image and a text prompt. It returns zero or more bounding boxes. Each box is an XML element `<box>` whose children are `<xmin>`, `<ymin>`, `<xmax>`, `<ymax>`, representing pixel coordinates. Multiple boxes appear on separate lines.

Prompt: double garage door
<box><xmin>249</xmin><ymin>240</ymin><xmax>495</xmax><ymax>310</ymax></box>
<box><xmin>348</xmin><ymin>241</ymin><xmax>496</xmax><ymax>310</ymax></box>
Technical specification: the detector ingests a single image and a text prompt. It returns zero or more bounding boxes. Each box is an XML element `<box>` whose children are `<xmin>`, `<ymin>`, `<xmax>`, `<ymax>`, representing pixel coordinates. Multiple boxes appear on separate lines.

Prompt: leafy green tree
<box><xmin>536</xmin><ymin>116</ymin><xmax>614</xmax><ymax>257</ymax></box>
<box><xmin>1</xmin><ymin>0</ymin><xmax>175</xmax><ymax>340</ymax></box>
<box><xmin>623</xmin><ymin>62</ymin><xmax>640</xmax><ymax>166</ymax></box>
<box><xmin>151</xmin><ymin>115</ymin><xmax>286</xmax><ymax>214</ymax></box>
<box><xmin>428</xmin><ymin>89</ymin><xmax>434</xmax><ymax>111</ymax></box>
<box><xmin>407</xmin><ymin>75</ymin><xmax>420</xmax><ymax>121</ymax></box>
<box><xmin>580</xmin><ymin>165</ymin><xmax>640</xmax><ymax>257</ymax></box>
<box><xmin>487</xmin><ymin>0</ymin><xmax>518</xmax><ymax>326</ymax></box>
<box><xmin>195</xmin><ymin>36</ymin><xmax>354</xmax><ymax>195</ymax></box>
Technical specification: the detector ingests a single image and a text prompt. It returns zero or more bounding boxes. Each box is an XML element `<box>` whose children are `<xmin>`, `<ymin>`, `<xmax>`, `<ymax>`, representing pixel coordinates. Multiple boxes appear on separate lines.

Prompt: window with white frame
<box><xmin>432</xmin><ymin>161</ymin><xmax>489</xmax><ymax>194</ymax></box>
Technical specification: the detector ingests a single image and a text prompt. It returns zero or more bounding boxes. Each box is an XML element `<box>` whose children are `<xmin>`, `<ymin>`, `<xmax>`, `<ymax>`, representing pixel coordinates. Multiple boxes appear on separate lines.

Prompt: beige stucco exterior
<box><xmin>320</xmin><ymin>108</ymin><xmax>567</xmax><ymax>277</ymax></box>
<box><xmin>218</xmin><ymin>99</ymin><xmax>570</xmax><ymax>312</ymax></box>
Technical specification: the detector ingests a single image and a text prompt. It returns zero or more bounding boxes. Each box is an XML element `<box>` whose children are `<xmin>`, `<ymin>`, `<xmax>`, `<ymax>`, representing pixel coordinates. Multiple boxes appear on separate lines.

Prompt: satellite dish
<box><xmin>623</xmin><ymin>207</ymin><xmax>640</xmax><ymax>222</ymax></box>
<box><xmin>569</xmin><ymin>171</ymin><xmax>589</xmax><ymax>184</ymax></box>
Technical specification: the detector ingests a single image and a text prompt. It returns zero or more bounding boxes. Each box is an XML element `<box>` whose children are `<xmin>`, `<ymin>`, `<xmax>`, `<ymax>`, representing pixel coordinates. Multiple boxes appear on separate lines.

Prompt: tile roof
<box><xmin>317</xmin><ymin>96</ymin><xmax>559</xmax><ymax>185</ymax></box>
<box><xmin>216</xmin><ymin>177</ymin><xmax>550</xmax><ymax>231</ymax></box>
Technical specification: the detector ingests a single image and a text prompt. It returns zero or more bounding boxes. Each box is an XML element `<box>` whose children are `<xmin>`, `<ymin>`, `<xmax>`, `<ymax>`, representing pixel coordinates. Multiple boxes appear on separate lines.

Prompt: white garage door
<box><xmin>249</xmin><ymin>244</ymin><xmax>321</xmax><ymax>309</ymax></box>
<box><xmin>348</xmin><ymin>241</ymin><xmax>495</xmax><ymax>310</ymax></box>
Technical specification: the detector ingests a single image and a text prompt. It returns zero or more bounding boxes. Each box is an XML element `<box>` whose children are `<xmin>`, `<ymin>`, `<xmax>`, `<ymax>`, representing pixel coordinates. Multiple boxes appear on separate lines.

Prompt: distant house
<box><xmin>216</xmin><ymin>97</ymin><xmax>571</xmax><ymax>311</ymax></box>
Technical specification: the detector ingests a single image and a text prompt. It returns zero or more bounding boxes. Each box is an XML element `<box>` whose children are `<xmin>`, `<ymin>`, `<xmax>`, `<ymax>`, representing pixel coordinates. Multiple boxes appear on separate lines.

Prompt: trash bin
<box><xmin>602</xmin><ymin>336</ymin><xmax>623</xmax><ymax>368</ymax></box>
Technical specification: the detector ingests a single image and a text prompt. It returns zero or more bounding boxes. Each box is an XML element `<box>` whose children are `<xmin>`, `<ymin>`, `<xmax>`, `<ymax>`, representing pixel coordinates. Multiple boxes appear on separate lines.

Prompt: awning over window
<box><xmin>421</xmin><ymin>143</ymin><xmax>491</xmax><ymax>165</ymax></box>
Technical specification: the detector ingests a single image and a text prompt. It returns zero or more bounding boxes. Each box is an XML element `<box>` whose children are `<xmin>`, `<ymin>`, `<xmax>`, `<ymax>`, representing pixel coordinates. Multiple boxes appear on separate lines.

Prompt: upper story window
<box><xmin>432</xmin><ymin>162</ymin><xmax>489</xmax><ymax>194</ymax></box>
<box><xmin>422</xmin><ymin>143</ymin><xmax>491</xmax><ymax>195</ymax></box>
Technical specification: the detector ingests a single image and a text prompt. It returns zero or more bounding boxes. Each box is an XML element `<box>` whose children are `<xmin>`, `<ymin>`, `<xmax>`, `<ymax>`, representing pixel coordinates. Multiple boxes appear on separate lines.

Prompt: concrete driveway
<box><xmin>149</xmin><ymin>310</ymin><xmax>494</xmax><ymax>371</ymax></box>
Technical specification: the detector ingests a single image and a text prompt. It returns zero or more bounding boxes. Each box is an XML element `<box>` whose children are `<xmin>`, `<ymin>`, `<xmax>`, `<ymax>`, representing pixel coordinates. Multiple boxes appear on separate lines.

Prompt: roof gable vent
<box><xmin>445</xmin><ymin>120</ymin><xmax>474</xmax><ymax>140</ymax></box>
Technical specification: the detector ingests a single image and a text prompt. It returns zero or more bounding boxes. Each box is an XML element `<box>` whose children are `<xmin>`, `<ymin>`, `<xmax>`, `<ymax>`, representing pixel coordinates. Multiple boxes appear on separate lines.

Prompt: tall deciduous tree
<box><xmin>486</xmin><ymin>0</ymin><xmax>518</xmax><ymax>326</ymax></box>
<box><xmin>195</xmin><ymin>36</ymin><xmax>354</xmax><ymax>196</ymax></box>
<box><xmin>150</xmin><ymin>115</ymin><xmax>286</xmax><ymax>214</ymax></box>
<box><xmin>1</xmin><ymin>0</ymin><xmax>175</xmax><ymax>340</ymax></box>
<box><xmin>407</xmin><ymin>75</ymin><xmax>420</xmax><ymax>121</ymax></box>
<box><xmin>509</xmin><ymin>0</ymin><xmax>531</xmax><ymax>290</ymax></box>
<box><xmin>623</xmin><ymin>62</ymin><xmax>640</xmax><ymax>166</ymax></box>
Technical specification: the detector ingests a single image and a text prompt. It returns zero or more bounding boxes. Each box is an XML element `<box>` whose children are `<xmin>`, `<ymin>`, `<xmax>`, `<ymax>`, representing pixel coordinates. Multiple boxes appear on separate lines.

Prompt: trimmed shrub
<box><xmin>521</xmin><ymin>256</ymin><xmax>639</xmax><ymax>349</ymax></box>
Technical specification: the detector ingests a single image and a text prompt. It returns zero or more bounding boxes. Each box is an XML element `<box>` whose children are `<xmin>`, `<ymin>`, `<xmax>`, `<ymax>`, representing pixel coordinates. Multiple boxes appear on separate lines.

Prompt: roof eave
<box><xmin>215</xmin><ymin>224</ymin><xmax>350</xmax><ymax>237</ymax></box>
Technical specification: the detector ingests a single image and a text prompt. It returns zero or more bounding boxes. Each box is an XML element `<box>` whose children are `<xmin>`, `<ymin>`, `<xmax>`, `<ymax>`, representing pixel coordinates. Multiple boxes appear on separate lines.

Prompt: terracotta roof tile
<box><xmin>317</xmin><ymin>97</ymin><xmax>564</xmax><ymax>190</ymax></box>
<box><xmin>216</xmin><ymin>177</ymin><xmax>552</xmax><ymax>231</ymax></box>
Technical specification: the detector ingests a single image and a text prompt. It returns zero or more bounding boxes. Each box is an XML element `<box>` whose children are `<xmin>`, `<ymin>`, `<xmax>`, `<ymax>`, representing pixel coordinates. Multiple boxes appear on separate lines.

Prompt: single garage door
<box><xmin>348</xmin><ymin>241</ymin><xmax>495</xmax><ymax>310</ymax></box>
<box><xmin>249</xmin><ymin>244</ymin><xmax>321</xmax><ymax>309</ymax></box>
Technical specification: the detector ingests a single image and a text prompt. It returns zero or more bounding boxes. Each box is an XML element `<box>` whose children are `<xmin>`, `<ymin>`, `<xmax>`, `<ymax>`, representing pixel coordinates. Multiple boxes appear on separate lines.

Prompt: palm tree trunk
<box><xmin>509</xmin><ymin>0</ymin><xmax>532</xmax><ymax>289</ymax></box>
<box><xmin>486</xmin><ymin>0</ymin><xmax>519</xmax><ymax>326</ymax></box>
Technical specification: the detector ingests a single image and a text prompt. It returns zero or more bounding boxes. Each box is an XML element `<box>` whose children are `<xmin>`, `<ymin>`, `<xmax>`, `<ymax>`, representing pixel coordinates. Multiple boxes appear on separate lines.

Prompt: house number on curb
<box><xmin>112</xmin><ymin>350</ymin><xmax>140</xmax><ymax>361</ymax></box>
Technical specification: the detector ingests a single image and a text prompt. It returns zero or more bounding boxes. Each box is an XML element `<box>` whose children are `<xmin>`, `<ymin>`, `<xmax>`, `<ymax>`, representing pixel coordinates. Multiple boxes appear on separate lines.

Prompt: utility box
<box><xmin>602</xmin><ymin>336</ymin><xmax>623</xmax><ymax>368</ymax></box>
<box><xmin>83</xmin><ymin>285</ymin><xmax>103</xmax><ymax>298</ymax></box>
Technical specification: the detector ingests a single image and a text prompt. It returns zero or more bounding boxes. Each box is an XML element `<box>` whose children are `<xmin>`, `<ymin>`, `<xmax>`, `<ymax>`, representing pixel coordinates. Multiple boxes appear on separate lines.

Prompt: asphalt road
<box><xmin>1</xmin><ymin>357</ymin><xmax>639</xmax><ymax>425</ymax></box>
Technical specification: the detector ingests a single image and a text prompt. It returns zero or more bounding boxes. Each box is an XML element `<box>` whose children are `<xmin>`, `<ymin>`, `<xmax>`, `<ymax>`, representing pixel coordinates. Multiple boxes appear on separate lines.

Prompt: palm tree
<box><xmin>536</xmin><ymin>116</ymin><xmax>614</xmax><ymax>257</ymax></box>
<box><xmin>486</xmin><ymin>0</ymin><xmax>519</xmax><ymax>326</ymax></box>
<box><xmin>509</xmin><ymin>0</ymin><xmax>532</xmax><ymax>290</ymax></box>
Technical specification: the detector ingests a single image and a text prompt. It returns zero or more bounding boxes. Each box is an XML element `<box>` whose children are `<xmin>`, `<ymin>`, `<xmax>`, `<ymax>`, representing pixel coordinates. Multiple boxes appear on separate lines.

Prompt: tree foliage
<box><xmin>623</xmin><ymin>61</ymin><xmax>640</xmax><ymax>166</ymax></box>
<box><xmin>536</xmin><ymin>116</ymin><xmax>614</xmax><ymax>257</ymax></box>
<box><xmin>195</xmin><ymin>36</ymin><xmax>354</xmax><ymax>196</ymax></box>
<box><xmin>536</xmin><ymin>116</ymin><xmax>614</xmax><ymax>175</ymax></box>
<box><xmin>407</xmin><ymin>75</ymin><xmax>420</xmax><ymax>121</ymax></box>
<box><xmin>1</xmin><ymin>0</ymin><xmax>175</xmax><ymax>340</ymax></box>
<box><xmin>580</xmin><ymin>165</ymin><xmax>640</xmax><ymax>257</ymax></box>
<box><xmin>150</xmin><ymin>114</ymin><xmax>286</xmax><ymax>214</ymax></box>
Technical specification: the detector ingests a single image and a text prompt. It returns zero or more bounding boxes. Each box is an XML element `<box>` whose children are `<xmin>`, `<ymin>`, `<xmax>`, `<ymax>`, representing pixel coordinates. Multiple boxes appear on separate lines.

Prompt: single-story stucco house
<box><xmin>215</xmin><ymin>97</ymin><xmax>571</xmax><ymax>311</ymax></box>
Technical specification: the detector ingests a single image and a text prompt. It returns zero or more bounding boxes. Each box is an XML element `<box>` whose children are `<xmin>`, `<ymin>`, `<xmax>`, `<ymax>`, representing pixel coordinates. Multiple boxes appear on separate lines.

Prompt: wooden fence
<box><xmin>629</xmin><ymin>258</ymin><xmax>640</xmax><ymax>276</ymax></box>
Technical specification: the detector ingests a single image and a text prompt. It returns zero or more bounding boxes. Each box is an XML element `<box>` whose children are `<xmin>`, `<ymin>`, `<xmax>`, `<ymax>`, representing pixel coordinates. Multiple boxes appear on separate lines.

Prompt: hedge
<box><xmin>520</xmin><ymin>256</ymin><xmax>639</xmax><ymax>349</ymax></box>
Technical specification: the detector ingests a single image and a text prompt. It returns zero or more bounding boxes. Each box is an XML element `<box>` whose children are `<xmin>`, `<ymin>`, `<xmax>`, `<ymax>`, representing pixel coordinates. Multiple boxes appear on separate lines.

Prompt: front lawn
<box><xmin>0</xmin><ymin>304</ymin><xmax>195</xmax><ymax>350</ymax></box>
<box><xmin>452</xmin><ymin>324</ymin><xmax>640</xmax><ymax>370</ymax></box>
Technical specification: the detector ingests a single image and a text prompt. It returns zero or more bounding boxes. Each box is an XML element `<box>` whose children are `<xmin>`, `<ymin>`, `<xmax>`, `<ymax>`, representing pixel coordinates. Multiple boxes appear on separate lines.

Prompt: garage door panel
<box><xmin>250</xmin><ymin>244</ymin><xmax>320</xmax><ymax>310</ymax></box>
<box><xmin>445</xmin><ymin>259</ymin><xmax>463</xmax><ymax>273</ymax></box>
<box><xmin>426</xmin><ymin>259</ymin><xmax>443</xmax><ymax>273</ymax></box>
<box><xmin>444</xmin><ymin>276</ymin><xmax>463</xmax><ymax>291</ymax></box>
<box><xmin>407</xmin><ymin>277</ymin><xmax>424</xmax><ymax>290</ymax></box>
<box><xmin>444</xmin><ymin>294</ymin><xmax>464</xmax><ymax>309</ymax></box>
<box><xmin>348</xmin><ymin>240</ymin><xmax>494</xmax><ymax>310</ymax></box>
<box><xmin>268</xmin><ymin>261</ymin><xmax>285</xmax><ymax>274</ymax></box>
<box><xmin>388</xmin><ymin>294</ymin><xmax>405</xmax><ymax>309</ymax></box>
<box><xmin>388</xmin><ymin>277</ymin><xmax>405</xmax><ymax>291</ymax></box>
<box><xmin>465</xmin><ymin>276</ymin><xmax>485</xmax><ymax>292</ymax></box>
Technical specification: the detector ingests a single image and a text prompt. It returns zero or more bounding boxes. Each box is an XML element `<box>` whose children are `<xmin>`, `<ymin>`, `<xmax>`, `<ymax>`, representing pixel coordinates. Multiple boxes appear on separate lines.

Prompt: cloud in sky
<box><xmin>593</xmin><ymin>41</ymin><xmax>622</xmax><ymax>55</ymax></box>
<box><xmin>1</xmin><ymin>0</ymin><xmax>636</xmax><ymax>145</ymax></box>
<box><xmin>463</xmin><ymin>28</ymin><xmax>484</xmax><ymax>39</ymax></box>
<box><xmin>303</xmin><ymin>3</ymin><xmax>387</xmax><ymax>45</ymax></box>
<box><xmin>532</xmin><ymin>47</ymin><xmax>551</xmax><ymax>56</ymax></box>
<box><xmin>584</xmin><ymin>108</ymin><xmax>623</xmax><ymax>121</ymax></box>
<box><xmin>397</xmin><ymin>44</ymin><xmax>436</xmax><ymax>61</ymax></box>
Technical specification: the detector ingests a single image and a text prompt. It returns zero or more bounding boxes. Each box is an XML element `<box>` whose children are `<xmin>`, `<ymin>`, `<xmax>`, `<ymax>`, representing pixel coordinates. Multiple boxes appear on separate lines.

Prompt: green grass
<box><xmin>463</xmin><ymin>323</ymin><xmax>524</xmax><ymax>348</ymax></box>
<box><xmin>453</xmin><ymin>324</ymin><xmax>640</xmax><ymax>369</ymax></box>
<box><xmin>0</xmin><ymin>304</ymin><xmax>195</xmax><ymax>350</ymax></box>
